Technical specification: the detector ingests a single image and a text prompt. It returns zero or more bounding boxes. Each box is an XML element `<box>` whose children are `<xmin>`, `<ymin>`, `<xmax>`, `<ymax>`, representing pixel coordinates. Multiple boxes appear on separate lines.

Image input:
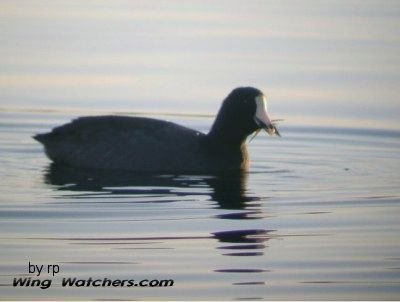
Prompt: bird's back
<box><xmin>34</xmin><ymin>116</ymin><xmax>211</xmax><ymax>172</ymax></box>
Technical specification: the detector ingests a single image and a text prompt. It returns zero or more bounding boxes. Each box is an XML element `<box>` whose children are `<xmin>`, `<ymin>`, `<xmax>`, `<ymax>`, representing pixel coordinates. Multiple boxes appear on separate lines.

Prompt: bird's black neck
<box><xmin>207</xmin><ymin>107</ymin><xmax>254</xmax><ymax>149</ymax></box>
<box><xmin>207</xmin><ymin>125</ymin><xmax>249</xmax><ymax>149</ymax></box>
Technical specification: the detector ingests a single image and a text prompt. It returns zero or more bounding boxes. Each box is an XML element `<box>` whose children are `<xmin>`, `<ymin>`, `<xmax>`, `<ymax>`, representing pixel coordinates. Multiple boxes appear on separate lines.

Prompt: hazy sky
<box><xmin>1</xmin><ymin>0</ymin><xmax>399</xmax><ymax>128</ymax></box>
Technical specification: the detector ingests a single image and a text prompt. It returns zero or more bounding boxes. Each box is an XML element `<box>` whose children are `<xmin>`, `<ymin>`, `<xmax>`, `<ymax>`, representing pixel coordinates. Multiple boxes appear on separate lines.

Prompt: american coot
<box><xmin>34</xmin><ymin>87</ymin><xmax>280</xmax><ymax>173</ymax></box>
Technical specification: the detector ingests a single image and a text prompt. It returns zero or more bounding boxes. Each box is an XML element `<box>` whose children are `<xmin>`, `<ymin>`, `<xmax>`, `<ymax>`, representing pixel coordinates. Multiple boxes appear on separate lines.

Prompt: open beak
<box><xmin>255</xmin><ymin>116</ymin><xmax>281</xmax><ymax>136</ymax></box>
<box><xmin>254</xmin><ymin>95</ymin><xmax>281</xmax><ymax>137</ymax></box>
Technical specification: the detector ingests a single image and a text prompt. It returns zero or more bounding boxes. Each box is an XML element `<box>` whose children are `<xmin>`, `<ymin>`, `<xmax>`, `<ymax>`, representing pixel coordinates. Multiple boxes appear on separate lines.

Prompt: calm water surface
<box><xmin>0</xmin><ymin>110</ymin><xmax>399</xmax><ymax>300</ymax></box>
<box><xmin>1</xmin><ymin>0</ymin><xmax>400</xmax><ymax>300</ymax></box>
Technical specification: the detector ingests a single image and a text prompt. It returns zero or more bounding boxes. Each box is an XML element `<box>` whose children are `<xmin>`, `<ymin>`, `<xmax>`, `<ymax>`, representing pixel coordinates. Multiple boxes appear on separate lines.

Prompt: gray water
<box><xmin>1</xmin><ymin>1</ymin><xmax>400</xmax><ymax>300</ymax></box>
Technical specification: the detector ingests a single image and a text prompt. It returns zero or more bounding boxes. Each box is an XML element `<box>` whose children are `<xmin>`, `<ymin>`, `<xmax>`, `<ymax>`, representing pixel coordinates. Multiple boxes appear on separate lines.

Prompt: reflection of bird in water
<box><xmin>45</xmin><ymin>163</ymin><xmax>274</xmax><ymax>261</ymax></box>
<box><xmin>34</xmin><ymin>87</ymin><xmax>280</xmax><ymax>173</ymax></box>
<box><xmin>213</xmin><ymin>229</ymin><xmax>275</xmax><ymax>257</ymax></box>
<box><xmin>44</xmin><ymin>163</ymin><xmax>259</xmax><ymax>210</ymax></box>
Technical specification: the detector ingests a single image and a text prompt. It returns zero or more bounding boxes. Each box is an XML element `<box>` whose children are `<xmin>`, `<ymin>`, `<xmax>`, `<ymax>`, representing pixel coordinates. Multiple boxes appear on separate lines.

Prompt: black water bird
<box><xmin>34</xmin><ymin>87</ymin><xmax>280</xmax><ymax>172</ymax></box>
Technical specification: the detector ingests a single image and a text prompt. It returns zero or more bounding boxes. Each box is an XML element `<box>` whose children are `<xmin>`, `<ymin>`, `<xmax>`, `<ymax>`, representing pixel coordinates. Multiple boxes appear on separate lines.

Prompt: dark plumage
<box><xmin>34</xmin><ymin>87</ymin><xmax>279</xmax><ymax>172</ymax></box>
